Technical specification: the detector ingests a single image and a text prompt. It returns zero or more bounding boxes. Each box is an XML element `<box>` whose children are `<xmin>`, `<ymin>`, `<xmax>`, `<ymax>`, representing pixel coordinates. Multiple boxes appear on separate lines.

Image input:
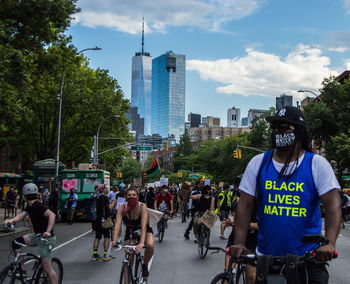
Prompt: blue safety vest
<box><xmin>256</xmin><ymin>150</ymin><xmax>321</xmax><ymax>256</ymax></box>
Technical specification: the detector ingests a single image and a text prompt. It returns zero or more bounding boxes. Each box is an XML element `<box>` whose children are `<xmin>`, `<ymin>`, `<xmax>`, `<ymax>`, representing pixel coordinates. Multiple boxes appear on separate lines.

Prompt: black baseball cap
<box><xmin>266</xmin><ymin>106</ymin><xmax>306</xmax><ymax>128</ymax></box>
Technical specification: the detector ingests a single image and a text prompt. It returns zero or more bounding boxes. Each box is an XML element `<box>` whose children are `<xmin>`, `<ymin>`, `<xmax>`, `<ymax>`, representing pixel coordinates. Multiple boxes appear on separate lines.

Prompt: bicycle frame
<box><xmin>118</xmin><ymin>245</ymin><xmax>145</xmax><ymax>284</ymax></box>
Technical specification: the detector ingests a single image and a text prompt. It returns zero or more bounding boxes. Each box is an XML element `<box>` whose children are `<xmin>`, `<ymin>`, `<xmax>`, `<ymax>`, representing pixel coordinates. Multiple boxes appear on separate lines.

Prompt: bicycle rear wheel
<box><xmin>210</xmin><ymin>272</ymin><xmax>232</xmax><ymax>284</ymax></box>
<box><xmin>119</xmin><ymin>263</ymin><xmax>133</xmax><ymax>284</ymax></box>
<box><xmin>35</xmin><ymin>257</ymin><xmax>63</xmax><ymax>284</ymax></box>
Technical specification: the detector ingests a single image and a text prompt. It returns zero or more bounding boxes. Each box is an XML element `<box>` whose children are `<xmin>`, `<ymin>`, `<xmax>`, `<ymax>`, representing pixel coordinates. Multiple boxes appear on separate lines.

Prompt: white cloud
<box><xmin>345</xmin><ymin>59</ymin><xmax>350</xmax><ymax>69</ymax></box>
<box><xmin>187</xmin><ymin>44</ymin><xmax>339</xmax><ymax>99</ymax></box>
<box><xmin>74</xmin><ymin>0</ymin><xmax>262</xmax><ymax>34</ymax></box>
<box><xmin>344</xmin><ymin>0</ymin><xmax>350</xmax><ymax>14</ymax></box>
<box><xmin>328</xmin><ymin>47</ymin><xmax>349</xmax><ymax>52</ymax></box>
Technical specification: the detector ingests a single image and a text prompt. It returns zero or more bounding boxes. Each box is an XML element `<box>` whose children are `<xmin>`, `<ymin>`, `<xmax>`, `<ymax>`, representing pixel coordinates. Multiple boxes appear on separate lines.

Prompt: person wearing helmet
<box><xmin>229</xmin><ymin>106</ymin><xmax>341</xmax><ymax>284</ymax></box>
<box><xmin>4</xmin><ymin>183</ymin><xmax>58</xmax><ymax>284</ymax></box>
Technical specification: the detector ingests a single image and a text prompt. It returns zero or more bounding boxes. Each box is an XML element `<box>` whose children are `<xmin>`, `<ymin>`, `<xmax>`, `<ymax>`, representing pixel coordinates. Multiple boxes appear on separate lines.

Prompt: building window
<box><xmin>216</xmin><ymin>130</ymin><xmax>220</xmax><ymax>134</ymax></box>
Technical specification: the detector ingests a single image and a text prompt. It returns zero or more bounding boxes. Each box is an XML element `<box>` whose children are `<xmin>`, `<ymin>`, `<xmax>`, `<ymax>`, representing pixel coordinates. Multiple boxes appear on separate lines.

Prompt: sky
<box><xmin>68</xmin><ymin>0</ymin><xmax>350</xmax><ymax>126</ymax></box>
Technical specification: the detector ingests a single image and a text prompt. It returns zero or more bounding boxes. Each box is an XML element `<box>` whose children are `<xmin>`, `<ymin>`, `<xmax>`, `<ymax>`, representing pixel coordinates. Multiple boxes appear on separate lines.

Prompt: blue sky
<box><xmin>68</xmin><ymin>0</ymin><xmax>350</xmax><ymax>125</ymax></box>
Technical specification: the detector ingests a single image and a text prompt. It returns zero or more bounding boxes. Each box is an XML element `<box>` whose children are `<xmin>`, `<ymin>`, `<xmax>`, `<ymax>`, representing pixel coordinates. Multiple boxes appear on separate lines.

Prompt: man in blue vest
<box><xmin>230</xmin><ymin>106</ymin><xmax>341</xmax><ymax>284</ymax></box>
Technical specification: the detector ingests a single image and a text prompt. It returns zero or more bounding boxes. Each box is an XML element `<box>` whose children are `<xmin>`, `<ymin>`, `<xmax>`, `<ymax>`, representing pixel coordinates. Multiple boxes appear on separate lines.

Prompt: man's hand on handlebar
<box><xmin>315</xmin><ymin>243</ymin><xmax>336</xmax><ymax>262</ymax></box>
<box><xmin>229</xmin><ymin>244</ymin><xmax>248</xmax><ymax>262</ymax></box>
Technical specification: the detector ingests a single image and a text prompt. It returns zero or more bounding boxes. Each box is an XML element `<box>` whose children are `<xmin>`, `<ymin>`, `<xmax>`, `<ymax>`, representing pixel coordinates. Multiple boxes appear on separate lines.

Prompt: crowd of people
<box><xmin>2</xmin><ymin>106</ymin><xmax>346</xmax><ymax>284</ymax></box>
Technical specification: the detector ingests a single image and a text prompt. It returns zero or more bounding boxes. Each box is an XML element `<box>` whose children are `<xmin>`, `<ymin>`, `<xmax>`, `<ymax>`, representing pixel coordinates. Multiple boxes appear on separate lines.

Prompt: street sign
<box><xmin>131</xmin><ymin>146</ymin><xmax>153</xmax><ymax>151</ymax></box>
<box><xmin>189</xmin><ymin>174</ymin><xmax>200</xmax><ymax>179</ymax></box>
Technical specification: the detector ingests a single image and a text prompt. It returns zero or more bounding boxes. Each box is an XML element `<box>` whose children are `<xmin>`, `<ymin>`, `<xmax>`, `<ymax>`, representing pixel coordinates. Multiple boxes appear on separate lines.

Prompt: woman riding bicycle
<box><xmin>112</xmin><ymin>188</ymin><xmax>154</xmax><ymax>278</ymax></box>
<box><xmin>190</xmin><ymin>185</ymin><xmax>215</xmax><ymax>242</ymax></box>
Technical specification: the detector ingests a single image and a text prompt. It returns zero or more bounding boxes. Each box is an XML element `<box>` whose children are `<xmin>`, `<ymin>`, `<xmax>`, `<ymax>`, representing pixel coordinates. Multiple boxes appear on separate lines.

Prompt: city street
<box><xmin>0</xmin><ymin>216</ymin><xmax>349</xmax><ymax>284</ymax></box>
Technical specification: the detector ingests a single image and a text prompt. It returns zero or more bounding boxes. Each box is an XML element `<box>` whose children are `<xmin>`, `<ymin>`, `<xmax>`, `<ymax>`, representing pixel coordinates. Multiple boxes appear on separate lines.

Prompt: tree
<box><xmin>121</xmin><ymin>158</ymin><xmax>142</xmax><ymax>185</ymax></box>
<box><xmin>304</xmin><ymin>76</ymin><xmax>350</xmax><ymax>182</ymax></box>
<box><xmin>0</xmin><ymin>1</ymin><xmax>131</xmax><ymax>172</ymax></box>
<box><xmin>174</xmin><ymin>130</ymin><xmax>193</xmax><ymax>157</ymax></box>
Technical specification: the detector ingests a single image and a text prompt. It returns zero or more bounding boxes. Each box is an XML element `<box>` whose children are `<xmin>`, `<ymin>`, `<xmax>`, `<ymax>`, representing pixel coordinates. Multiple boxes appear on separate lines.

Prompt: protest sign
<box><xmin>200</xmin><ymin>210</ymin><xmax>219</xmax><ymax>229</ymax></box>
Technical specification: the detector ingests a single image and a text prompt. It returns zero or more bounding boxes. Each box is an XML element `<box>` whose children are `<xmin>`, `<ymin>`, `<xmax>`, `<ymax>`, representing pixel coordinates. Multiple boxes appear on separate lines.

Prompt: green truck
<box><xmin>59</xmin><ymin>169</ymin><xmax>110</xmax><ymax>221</ymax></box>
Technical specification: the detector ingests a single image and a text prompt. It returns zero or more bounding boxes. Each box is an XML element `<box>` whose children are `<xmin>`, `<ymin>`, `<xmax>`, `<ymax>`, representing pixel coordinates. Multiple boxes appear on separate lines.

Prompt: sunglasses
<box><xmin>270</xmin><ymin>123</ymin><xmax>295</xmax><ymax>132</ymax></box>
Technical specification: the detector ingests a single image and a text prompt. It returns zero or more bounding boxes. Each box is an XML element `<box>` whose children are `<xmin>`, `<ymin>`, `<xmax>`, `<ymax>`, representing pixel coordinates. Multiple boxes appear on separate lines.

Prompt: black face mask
<box><xmin>272</xmin><ymin>130</ymin><xmax>296</xmax><ymax>149</ymax></box>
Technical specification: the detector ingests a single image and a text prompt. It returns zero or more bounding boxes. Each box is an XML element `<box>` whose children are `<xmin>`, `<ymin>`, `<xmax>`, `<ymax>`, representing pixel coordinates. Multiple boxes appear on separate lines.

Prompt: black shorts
<box><xmin>219</xmin><ymin>210</ymin><xmax>229</xmax><ymax>221</ymax></box>
<box><xmin>124</xmin><ymin>225</ymin><xmax>153</xmax><ymax>241</ymax></box>
<box><xmin>94</xmin><ymin>221</ymin><xmax>112</xmax><ymax>239</ymax></box>
<box><xmin>227</xmin><ymin>229</ymin><xmax>258</xmax><ymax>251</ymax></box>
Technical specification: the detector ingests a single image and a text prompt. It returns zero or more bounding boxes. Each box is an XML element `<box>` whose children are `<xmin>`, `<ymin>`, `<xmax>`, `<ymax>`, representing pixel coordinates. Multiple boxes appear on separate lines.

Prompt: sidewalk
<box><xmin>0</xmin><ymin>206</ymin><xmax>31</xmax><ymax>238</ymax></box>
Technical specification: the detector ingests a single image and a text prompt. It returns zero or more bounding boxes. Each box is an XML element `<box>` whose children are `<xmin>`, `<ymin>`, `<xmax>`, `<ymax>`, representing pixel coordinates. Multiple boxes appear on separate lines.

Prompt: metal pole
<box><xmin>94</xmin><ymin>115</ymin><xmax>119</xmax><ymax>165</ymax></box>
<box><xmin>55</xmin><ymin>75</ymin><xmax>64</xmax><ymax>191</ymax></box>
<box><xmin>297</xmin><ymin>89</ymin><xmax>322</xmax><ymax>102</ymax></box>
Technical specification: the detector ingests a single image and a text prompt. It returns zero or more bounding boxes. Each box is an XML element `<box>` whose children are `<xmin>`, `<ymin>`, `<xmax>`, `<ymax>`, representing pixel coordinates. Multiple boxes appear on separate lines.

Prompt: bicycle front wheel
<box><xmin>119</xmin><ymin>263</ymin><xmax>133</xmax><ymax>284</ymax></box>
<box><xmin>134</xmin><ymin>256</ymin><xmax>144</xmax><ymax>284</ymax></box>
<box><xmin>198</xmin><ymin>229</ymin><xmax>209</xmax><ymax>259</ymax></box>
<box><xmin>35</xmin><ymin>257</ymin><xmax>63</xmax><ymax>284</ymax></box>
<box><xmin>158</xmin><ymin>221</ymin><xmax>165</xmax><ymax>243</ymax></box>
<box><xmin>0</xmin><ymin>265</ymin><xmax>16</xmax><ymax>284</ymax></box>
<box><xmin>236</xmin><ymin>265</ymin><xmax>247</xmax><ymax>284</ymax></box>
<box><xmin>210</xmin><ymin>272</ymin><xmax>232</xmax><ymax>284</ymax></box>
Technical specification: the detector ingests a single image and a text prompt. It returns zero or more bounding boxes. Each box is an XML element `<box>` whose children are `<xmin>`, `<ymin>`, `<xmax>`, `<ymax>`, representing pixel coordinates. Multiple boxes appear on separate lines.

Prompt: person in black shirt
<box><xmin>4</xmin><ymin>183</ymin><xmax>58</xmax><ymax>284</ymax></box>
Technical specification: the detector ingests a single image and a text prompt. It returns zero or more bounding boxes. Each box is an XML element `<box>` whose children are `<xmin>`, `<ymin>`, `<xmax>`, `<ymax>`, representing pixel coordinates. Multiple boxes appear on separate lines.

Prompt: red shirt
<box><xmin>155</xmin><ymin>193</ymin><xmax>173</xmax><ymax>211</ymax></box>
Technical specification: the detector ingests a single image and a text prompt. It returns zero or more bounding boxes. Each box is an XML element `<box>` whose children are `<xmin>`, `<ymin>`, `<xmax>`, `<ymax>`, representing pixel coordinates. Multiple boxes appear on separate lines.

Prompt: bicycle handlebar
<box><xmin>113</xmin><ymin>245</ymin><xmax>147</xmax><ymax>251</ymax></box>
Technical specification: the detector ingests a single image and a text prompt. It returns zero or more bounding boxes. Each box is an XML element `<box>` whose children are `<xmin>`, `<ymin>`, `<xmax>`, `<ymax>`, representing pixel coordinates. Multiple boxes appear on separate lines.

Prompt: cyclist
<box><xmin>4</xmin><ymin>183</ymin><xmax>58</xmax><ymax>284</ymax></box>
<box><xmin>190</xmin><ymin>185</ymin><xmax>215</xmax><ymax>243</ymax></box>
<box><xmin>112</xmin><ymin>188</ymin><xmax>154</xmax><ymax>278</ymax></box>
<box><xmin>230</xmin><ymin>106</ymin><xmax>341</xmax><ymax>284</ymax></box>
<box><xmin>154</xmin><ymin>185</ymin><xmax>173</xmax><ymax>236</ymax></box>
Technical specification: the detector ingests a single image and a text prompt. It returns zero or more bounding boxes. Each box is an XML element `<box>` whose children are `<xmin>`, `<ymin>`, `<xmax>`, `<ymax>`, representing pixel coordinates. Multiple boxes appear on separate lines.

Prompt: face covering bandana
<box><xmin>124</xmin><ymin>197</ymin><xmax>138</xmax><ymax>214</ymax></box>
<box><xmin>272</xmin><ymin>131</ymin><xmax>296</xmax><ymax>148</ymax></box>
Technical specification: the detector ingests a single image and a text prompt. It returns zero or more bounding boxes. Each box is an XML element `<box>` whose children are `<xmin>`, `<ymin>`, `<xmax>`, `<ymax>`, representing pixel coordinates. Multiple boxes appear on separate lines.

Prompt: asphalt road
<box><xmin>0</xmin><ymin>217</ymin><xmax>349</xmax><ymax>284</ymax></box>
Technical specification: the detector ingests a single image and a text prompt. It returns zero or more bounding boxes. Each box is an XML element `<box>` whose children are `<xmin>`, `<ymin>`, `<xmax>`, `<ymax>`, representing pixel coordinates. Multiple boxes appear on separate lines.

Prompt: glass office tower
<box><xmin>151</xmin><ymin>51</ymin><xmax>186</xmax><ymax>142</ymax></box>
<box><xmin>131</xmin><ymin>53</ymin><xmax>152</xmax><ymax>135</ymax></box>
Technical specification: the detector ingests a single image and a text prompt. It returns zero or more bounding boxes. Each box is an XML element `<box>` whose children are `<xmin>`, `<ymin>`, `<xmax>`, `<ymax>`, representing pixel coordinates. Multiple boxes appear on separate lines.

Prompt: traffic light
<box><xmin>116</xmin><ymin>172</ymin><xmax>122</xmax><ymax>178</ymax></box>
<box><xmin>233</xmin><ymin>149</ymin><xmax>242</xmax><ymax>159</ymax></box>
<box><xmin>177</xmin><ymin>171</ymin><xmax>183</xmax><ymax>178</ymax></box>
<box><xmin>164</xmin><ymin>141</ymin><xmax>169</xmax><ymax>151</ymax></box>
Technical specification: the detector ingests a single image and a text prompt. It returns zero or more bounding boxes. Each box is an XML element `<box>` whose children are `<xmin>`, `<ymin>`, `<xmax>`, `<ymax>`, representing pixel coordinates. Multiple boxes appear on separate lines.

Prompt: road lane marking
<box><xmin>53</xmin><ymin>230</ymin><xmax>92</xmax><ymax>251</ymax></box>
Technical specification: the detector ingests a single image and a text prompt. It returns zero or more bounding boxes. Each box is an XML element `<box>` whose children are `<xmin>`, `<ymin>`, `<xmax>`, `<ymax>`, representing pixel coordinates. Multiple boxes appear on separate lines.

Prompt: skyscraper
<box><xmin>151</xmin><ymin>51</ymin><xmax>186</xmax><ymax>142</ymax></box>
<box><xmin>131</xmin><ymin>20</ymin><xmax>152</xmax><ymax>135</ymax></box>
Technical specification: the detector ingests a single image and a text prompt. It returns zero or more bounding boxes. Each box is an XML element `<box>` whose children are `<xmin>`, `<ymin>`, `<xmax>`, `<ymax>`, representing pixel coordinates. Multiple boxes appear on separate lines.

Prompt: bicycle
<box><xmin>208</xmin><ymin>246</ymin><xmax>252</xmax><ymax>284</ymax></box>
<box><xmin>115</xmin><ymin>245</ymin><xmax>147</xmax><ymax>284</ymax></box>
<box><xmin>157</xmin><ymin>216</ymin><xmax>166</xmax><ymax>243</ymax></box>
<box><xmin>212</xmin><ymin>234</ymin><xmax>338</xmax><ymax>284</ymax></box>
<box><xmin>0</xmin><ymin>224</ymin><xmax>63</xmax><ymax>284</ymax></box>
<box><xmin>197</xmin><ymin>219</ymin><xmax>211</xmax><ymax>259</ymax></box>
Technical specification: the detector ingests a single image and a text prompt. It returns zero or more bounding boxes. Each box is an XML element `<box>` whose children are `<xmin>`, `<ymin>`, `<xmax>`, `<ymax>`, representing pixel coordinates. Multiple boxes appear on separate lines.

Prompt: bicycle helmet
<box><xmin>22</xmin><ymin>183</ymin><xmax>39</xmax><ymax>195</ymax></box>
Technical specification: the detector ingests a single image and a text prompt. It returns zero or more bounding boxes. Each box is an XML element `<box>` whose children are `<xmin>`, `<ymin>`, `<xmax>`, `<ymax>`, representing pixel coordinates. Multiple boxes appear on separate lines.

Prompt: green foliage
<box><xmin>121</xmin><ymin>158</ymin><xmax>142</xmax><ymax>184</ymax></box>
<box><xmin>174</xmin><ymin>129</ymin><xmax>193</xmax><ymax>157</ymax></box>
<box><xmin>0</xmin><ymin>0</ymin><xmax>131</xmax><ymax>172</ymax></box>
<box><xmin>304</xmin><ymin>76</ymin><xmax>350</xmax><ymax>181</ymax></box>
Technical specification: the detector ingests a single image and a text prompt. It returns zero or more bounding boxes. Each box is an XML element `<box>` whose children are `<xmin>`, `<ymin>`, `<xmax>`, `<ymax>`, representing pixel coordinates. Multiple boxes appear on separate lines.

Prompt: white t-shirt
<box><xmin>108</xmin><ymin>191</ymin><xmax>117</xmax><ymax>202</ymax></box>
<box><xmin>239</xmin><ymin>151</ymin><xmax>340</xmax><ymax>197</ymax></box>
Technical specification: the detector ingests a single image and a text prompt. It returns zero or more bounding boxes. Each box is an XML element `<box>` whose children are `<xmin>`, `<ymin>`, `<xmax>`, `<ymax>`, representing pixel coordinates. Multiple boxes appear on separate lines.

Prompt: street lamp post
<box><xmin>297</xmin><ymin>89</ymin><xmax>322</xmax><ymax>102</ymax></box>
<box><xmin>93</xmin><ymin>115</ymin><xmax>120</xmax><ymax>165</ymax></box>
<box><xmin>55</xmin><ymin>47</ymin><xmax>102</xmax><ymax>191</ymax></box>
